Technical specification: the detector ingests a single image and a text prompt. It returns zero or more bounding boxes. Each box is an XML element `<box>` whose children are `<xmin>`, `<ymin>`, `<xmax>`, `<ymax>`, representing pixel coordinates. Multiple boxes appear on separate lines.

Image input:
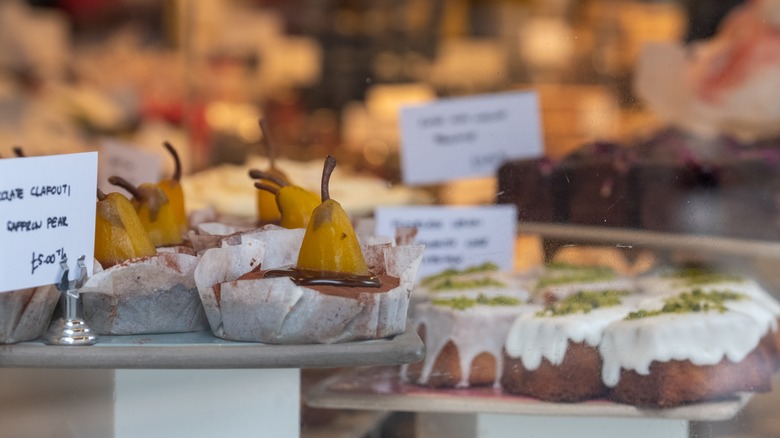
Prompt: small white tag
<box><xmin>399</xmin><ymin>91</ymin><xmax>543</xmax><ymax>185</ymax></box>
<box><xmin>0</xmin><ymin>152</ymin><xmax>98</xmax><ymax>292</ymax></box>
<box><xmin>375</xmin><ymin>205</ymin><xmax>517</xmax><ymax>278</ymax></box>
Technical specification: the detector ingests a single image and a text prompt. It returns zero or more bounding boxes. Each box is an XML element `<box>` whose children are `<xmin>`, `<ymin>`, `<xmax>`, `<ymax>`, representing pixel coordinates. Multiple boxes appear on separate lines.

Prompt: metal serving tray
<box><xmin>0</xmin><ymin>323</ymin><xmax>424</xmax><ymax>369</ymax></box>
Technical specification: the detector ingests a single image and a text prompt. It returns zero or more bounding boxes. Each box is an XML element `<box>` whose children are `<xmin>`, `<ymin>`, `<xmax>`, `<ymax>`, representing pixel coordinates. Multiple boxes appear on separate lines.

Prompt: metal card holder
<box><xmin>43</xmin><ymin>256</ymin><xmax>97</xmax><ymax>346</ymax></box>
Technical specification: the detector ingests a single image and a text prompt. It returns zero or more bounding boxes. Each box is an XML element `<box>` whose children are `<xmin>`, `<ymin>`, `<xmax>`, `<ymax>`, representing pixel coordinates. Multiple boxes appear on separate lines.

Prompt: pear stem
<box><xmin>12</xmin><ymin>146</ymin><xmax>25</xmax><ymax>157</ymax></box>
<box><xmin>108</xmin><ymin>176</ymin><xmax>144</xmax><ymax>201</ymax></box>
<box><xmin>321</xmin><ymin>155</ymin><xmax>336</xmax><ymax>202</ymax></box>
<box><xmin>163</xmin><ymin>141</ymin><xmax>182</xmax><ymax>181</ymax></box>
<box><xmin>254</xmin><ymin>181</ymin><xmax>280</xmax><ymax>195</ymax></box>
<box><xmin>97</xmin><ymin>187</ymin><xmax>107</xmax><ymax>201</ymax></box>
<box><xmin>248</xmin><ymin>169</ymin><xmax>288</xmax><ymax>187</ymax></box>
<box><xmin>259</xmin><ymin>118</ymin><xmax>277</xmax><ymax>169</ymax></box>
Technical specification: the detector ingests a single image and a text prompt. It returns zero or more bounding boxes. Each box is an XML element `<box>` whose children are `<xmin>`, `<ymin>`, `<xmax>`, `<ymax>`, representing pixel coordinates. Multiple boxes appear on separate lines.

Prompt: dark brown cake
<box><xmin>497</xmin><ymin>132</ymin><xmax>780</xmax><ymax>240</ymax></box>
<box><xmin>713</xmin><ymin>159</ymin><xmax>780</xmax><ymax>240</ymax></box>
<box><xmin>557</xmin><ymin>142</ymin><xmax>636</xmax><ymax>227</ymax></box>
<box><xmin>498</xmin><ymin>142</ymin><xmax>637</xmax><ymax>227</ymax></box>
<box><xmin>497</xmin><ymin>157</ymin><xmax>562</xmax><ymax>223</ymax></box>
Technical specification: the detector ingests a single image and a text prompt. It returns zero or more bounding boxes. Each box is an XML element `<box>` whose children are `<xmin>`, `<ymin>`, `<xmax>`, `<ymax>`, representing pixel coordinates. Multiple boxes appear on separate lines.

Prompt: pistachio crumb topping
<box><xmin>536</xmin><ymin>289</ymin><xmax>630</xmax><ymax>317</ymax></box>
<box><xmin>431</xmin><ymin>293</ymin><xmax>521</xmax><ymax>311</ymax></box>
<box><xmin>535</xmin><ymin>265</ymin><xmax>616</xmax><ymax>290</ymax></box>
<box><xmin>625</xmin><ymin>289</ymin><xmax>745</xmax><ymax>320</ymax></box>
<box><xmin>419</xmin><ymin>262</ymin><xmax>500</xmax><ymax>287</ymax></box>
<box><xmin>429</xmin><ymin>276</ymin><xmax>506</xmax><ymax>292</ymax></box>
<box><xmin>661</xmin><ymin>267</ymin><xmax>745</xmax><ymax>287</ymax></box>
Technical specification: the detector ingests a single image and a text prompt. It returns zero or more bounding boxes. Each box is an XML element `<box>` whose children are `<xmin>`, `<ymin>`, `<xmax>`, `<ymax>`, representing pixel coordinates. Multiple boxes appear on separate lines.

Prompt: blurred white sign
<box><xmin>375</xmin><ymin>205</ymin><xmax>516</xmax><ymax>278</ymax></box>
<box><xmin>399</xmin><ymin>91</ymin><xmax>543</xmax><ymax>185</ymax></box>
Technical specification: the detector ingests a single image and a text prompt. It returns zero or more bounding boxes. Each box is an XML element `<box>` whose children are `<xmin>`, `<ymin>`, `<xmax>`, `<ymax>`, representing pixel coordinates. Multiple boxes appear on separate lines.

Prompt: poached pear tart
<box><xmin>194</xmin><ymin>156</ymin><xmax>424</xmax><ymax>344</ymax></box>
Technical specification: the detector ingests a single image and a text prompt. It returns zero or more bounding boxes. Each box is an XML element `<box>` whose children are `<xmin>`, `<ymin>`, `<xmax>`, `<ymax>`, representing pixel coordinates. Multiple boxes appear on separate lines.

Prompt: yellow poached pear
<box><xmin>157</xmin><ymin>141</ymin><xmax>187</xmax><ymax>235</ymax></box>
<box><xmin>252</xmin><ymin>118</ymin><xmax>290</xmax><ymax>225</ymax></box>
<box><xmin>94</xmin><ymin>189</ymin><xmax>157</xmax><ymax>267</ymax></box>
<box><xmin>250</xmin><ymin>170</ymin><xmax>320</xmax><ymax>229</ymax></box>
<box><xmin>109</xmin><ymin>176</ymin><xmax>183</xmax><ymax>247</ymax></box>
<box><xmin>296</xmin><ymin>155</ymin><xmax>370</xmax><ymax>276</ymax></box>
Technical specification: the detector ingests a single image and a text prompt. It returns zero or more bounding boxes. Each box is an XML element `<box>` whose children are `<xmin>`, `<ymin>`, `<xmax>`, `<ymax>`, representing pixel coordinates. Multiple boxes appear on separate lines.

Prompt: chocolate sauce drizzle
<box><xmin>263</xmin><ymin>267</ymin><xmax>382</xmax><ymax>288</ymax></box>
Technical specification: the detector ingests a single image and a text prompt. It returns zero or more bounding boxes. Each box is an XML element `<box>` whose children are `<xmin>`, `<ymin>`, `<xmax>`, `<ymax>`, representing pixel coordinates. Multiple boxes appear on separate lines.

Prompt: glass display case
<box><xmin>1</xmin><ymin>0</ymin><xmax>779</xmax><ymax>437</ymax></box>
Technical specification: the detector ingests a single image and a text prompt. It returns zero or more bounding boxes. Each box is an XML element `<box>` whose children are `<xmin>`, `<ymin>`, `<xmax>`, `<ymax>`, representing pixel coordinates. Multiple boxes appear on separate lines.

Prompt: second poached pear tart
<box><xmin>79</xmin><ymin>252</ymin><xmax>208</xmax><ymax>335</ymax></box>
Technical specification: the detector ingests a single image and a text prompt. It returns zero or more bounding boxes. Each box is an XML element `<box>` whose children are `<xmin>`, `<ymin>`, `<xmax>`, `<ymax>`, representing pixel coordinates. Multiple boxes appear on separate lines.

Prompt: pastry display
<box><xmin>5</xmin><ymin>3</ymin><xmax>780</xmax><ymax>434</ymax></box>
<box><xmin>194</xmin><ymin>156</ymin><xmax>425</xmax><ymax>344</ymax></box>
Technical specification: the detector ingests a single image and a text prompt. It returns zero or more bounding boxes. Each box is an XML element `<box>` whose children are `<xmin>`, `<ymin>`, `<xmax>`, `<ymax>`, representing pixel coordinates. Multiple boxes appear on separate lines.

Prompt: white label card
<box><xmin>399</xmin><ymin>91</ymin><xmax>543</xmax><ymax>185</ymax></box>
<box><xmin>0</xmin><ymin>152</ymin><xmax>98</xmax><ymax>292</ymax></box>
<box><xmin>375</xmin><ymin>205</ymin><xmax>517</xmax><ymax>279</ymax></box>
<box><xmin>98</xmin><ymin>140</ymin><xmax>163</xmax><ymax>197</ymax></box>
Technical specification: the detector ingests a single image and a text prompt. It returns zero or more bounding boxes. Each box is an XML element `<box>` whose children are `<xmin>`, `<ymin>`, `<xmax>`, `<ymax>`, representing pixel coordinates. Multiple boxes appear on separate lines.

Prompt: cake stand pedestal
<box><xmin>0</xmin><ymin>327</ymin><xmax>424</xmax><ymax>438</ymax></box>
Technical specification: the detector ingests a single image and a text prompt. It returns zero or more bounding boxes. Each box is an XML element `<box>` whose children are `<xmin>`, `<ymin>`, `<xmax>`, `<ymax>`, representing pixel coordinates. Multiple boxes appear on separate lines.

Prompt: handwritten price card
<box><xmin>0</xmin><ymin>152</ymin><xmax>98</xmax><ymax>292</ymax></box>
<box><xmin>98</xmin><ymin>139</ymin><xmax>162</xmax><ymax>197</ymax></box>
<box><xmin>375</xmin><ymin>205</ymin><xmax>517</xmax><ymax>278</ymax></box>
<box><xmin>399</xmin><ymin>91</ymin><xmax>543</xmax><ymax>185</ymax></box>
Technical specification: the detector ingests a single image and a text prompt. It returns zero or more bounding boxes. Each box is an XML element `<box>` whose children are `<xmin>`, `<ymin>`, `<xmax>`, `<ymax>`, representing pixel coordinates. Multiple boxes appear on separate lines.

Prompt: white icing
<box><xmin>404</xmin><ymin>301</ymin><xmax>530</xmax><ymax>388</ymax></box>
<box><xmin>504</xmin><ymin>300</ymin><xmax>637</xmax><ymax>371</ymax></box>
<box><xmin>600</xmin><ymin>309</ymin><xmax>766</xmax><ymax>387</ymax></box>
<box><xmin>637</xmin><ymin>274</ymin><xmax>780</xmax><ymax>334</ymax></box>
